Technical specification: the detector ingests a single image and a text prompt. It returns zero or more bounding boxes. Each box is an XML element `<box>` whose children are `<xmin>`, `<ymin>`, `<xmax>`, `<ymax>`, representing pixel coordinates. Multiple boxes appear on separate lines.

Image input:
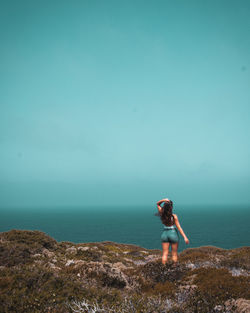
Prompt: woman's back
<box><xmin>163</xmin><ymin>213</ymin><xmax>175</xmax><ymax>226</ymax></box>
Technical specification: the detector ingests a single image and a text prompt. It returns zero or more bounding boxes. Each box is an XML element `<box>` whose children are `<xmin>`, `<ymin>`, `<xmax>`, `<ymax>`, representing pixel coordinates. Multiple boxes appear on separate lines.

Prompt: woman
<box><xmin>156</xmin><ymin>198</ymin><xmax>189</xmax><ymax>265</ymax></box>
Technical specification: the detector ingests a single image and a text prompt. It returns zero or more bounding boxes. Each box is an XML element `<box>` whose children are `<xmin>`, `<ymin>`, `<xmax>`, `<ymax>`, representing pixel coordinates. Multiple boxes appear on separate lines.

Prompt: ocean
<box><xmin>0</xmin><ymin>205</ymin><xmax>249</xmax><ymax>252</ymax></box>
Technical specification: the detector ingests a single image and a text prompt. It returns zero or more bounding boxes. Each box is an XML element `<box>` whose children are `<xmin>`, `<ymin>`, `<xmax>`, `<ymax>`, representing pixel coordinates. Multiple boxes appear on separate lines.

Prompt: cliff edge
<box><xmin>0</xmin><ymin>229</ymin><xmax>249</xmax><ymax>313</ymax></box>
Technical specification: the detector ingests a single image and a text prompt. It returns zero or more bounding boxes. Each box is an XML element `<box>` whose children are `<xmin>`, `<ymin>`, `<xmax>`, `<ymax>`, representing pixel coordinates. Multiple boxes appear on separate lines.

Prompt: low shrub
<box><xmin>183</xmin><ymin>267</ymin><xmax>250</xmax><ymax>312</ymax></box>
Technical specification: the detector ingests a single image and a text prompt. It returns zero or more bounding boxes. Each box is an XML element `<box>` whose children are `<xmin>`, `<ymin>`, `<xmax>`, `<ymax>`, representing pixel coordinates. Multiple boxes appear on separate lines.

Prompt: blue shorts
<box><xmin>161</xmin><ymin>226</ymin><xmax>179</xmax><ymax>243</ymax></box>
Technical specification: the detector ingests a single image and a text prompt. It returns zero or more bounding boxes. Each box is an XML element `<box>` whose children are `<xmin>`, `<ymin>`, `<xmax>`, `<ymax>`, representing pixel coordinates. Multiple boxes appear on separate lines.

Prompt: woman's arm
<box><xmin>156</xmin><ymin>198</ymin><xmax>169</xmax><ymax>214</ymax></box>
<box><xmin>156</xmin><ymin>198</ymin><xmax>169</xmax><ymax>205</ymax></box>
<box><xmin>173</xmin><ymin>214</ymin><xmax>190</xmax><ymax>244</ymax></box>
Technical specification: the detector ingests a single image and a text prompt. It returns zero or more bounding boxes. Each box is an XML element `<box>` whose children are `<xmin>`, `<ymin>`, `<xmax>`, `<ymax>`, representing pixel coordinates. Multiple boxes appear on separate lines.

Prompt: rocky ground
<box><xmin>0</xmin><ymin>229</ymin><xmax>249</xmax><ymax>313</ymax></box>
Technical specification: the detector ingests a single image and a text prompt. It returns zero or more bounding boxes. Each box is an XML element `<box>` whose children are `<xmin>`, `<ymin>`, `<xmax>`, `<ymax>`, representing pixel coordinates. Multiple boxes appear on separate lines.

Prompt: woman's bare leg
<box><xmin>171</xmin><ymin>242</ymin><xmax>179</xmax><ymax>265</ymax></box>
<box><xmin>161</xmin><ymin>242</ymin><xmax>170</xmax><ymax>265</ymax></box>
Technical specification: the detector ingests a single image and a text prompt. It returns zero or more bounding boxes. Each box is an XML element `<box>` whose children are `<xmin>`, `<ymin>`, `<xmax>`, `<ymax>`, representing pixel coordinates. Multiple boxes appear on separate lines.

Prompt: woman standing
<box><xmin>156</xmin><ymin>198</ymin><xmax>190</xmax><ymax>265</ymax></box>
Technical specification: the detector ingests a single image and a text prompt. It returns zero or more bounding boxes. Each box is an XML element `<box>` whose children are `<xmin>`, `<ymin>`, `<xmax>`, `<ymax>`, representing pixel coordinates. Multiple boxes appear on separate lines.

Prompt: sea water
<box><xmin>0</xmin><ymin>205</ymin><xmax>249</xmax><ymax>252</ymax></box>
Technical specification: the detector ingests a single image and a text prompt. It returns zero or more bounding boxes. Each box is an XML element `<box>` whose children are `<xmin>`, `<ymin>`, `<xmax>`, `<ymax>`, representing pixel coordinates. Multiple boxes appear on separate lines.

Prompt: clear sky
<box><xmin>1</xmin><ymin>0</ymin><xmax>250</xmax><ymax>208</ymax></box>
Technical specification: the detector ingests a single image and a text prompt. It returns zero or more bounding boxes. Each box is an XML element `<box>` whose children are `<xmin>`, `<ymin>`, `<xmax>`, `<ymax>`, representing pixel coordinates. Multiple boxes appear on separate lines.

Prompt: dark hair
<box><xmin>155</xmin><ymin>200</ymin><xmax>175</xmax><ymax>226</ymax></box>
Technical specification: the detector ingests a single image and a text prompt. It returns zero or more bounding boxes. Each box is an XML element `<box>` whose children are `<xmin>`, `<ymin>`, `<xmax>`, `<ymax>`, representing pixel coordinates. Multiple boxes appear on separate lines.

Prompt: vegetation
<box><xmin>0</xmin><ymin>229</ymin><xmax>249</xmax><ymax>312</ymax></box>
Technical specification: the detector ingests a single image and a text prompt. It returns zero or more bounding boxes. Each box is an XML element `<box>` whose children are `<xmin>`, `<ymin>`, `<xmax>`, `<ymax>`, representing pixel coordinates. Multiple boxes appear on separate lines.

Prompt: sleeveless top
<box><xmin>163</xmin><ymin>214</ymin><xmax>175</xmax><ymax>227</ymax></box>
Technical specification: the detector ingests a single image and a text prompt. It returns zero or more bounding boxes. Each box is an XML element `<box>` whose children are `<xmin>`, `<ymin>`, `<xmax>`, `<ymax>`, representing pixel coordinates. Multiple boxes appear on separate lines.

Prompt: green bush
<box><xmin>183</xmin><ymin>267</ymin><xmax>250</xmax><ymax>312</ymax></box>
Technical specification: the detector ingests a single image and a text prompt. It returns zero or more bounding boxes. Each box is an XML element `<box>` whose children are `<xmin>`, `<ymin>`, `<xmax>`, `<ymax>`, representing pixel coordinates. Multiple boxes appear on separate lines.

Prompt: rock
<box><xmin>132</xmin><ymin>260</ymin><xmax>147</xmax><ymax>265</ymax></box>
<box><xmin>34</xmin><ymin>260</ymin><xmax>43</xmax><ymax>265</ymax></box>
<box><xmin>65</xmin><ymin>259</ymin><xmax>75</xmax><ymax>266</ymax></box>
<box><xmin>73</xmin><ymin>260</ymin><xmax>86</xmax><ymax>267</ymax></box>
<box><xmin>185</xmin><ymin>261</ymin><xmax>196</xmax><ymax>269</ymax></box>
<box><xmin>42</xmin><ymin>249</ymin><xmax>55</xmax><ymax>258</ymax></box>
<box><xmin>145</xmin><ymin>255</ymin><xmax>159</xmax><ymax>262</ymax></box>
<box><xmin>32</xmin><ymin>253</ymin><xmax>42</xmax><ymax>258</ymax></box>
<box><xmin>230</xmin><ymin>267</ymin><xmax>250</xmax><ymax>277</ymax></box>
<box><xmin>113</xmin><ymin>262</ymin><xmax>127</xmax><ymax>270</ymax></box>
<box><xmin>47</xmin><ymin>262</ymin><xmax>61</xmax><ymax>271</ymax></box>
<box><xmin>225</xmin><ymin>298</ymin><xmax>250</xmax><ymax>313</ymax></box>
<box><xmin>66</xmin><ymin>247</ymin><xmax>77</xmax><ymax>255</ymax></box>
<box><xmin>77</xmin><ymin>246</ymin><xmax>89</xmax><ymax>251</ymax></box>
<box><xmin>213</xmin><ymin>304</ymin><xmax>224</xmax><ymax>312</ymax></box>
<box><xmin>77</xmin><ymin>260</ymin><xmax>129</xmax><ymax>289</ymax></box>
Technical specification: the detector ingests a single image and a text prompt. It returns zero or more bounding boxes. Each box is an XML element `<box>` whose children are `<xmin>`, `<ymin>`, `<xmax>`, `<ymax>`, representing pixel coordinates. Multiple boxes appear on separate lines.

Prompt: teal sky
<box><xmin>1</xmin><ymin>0</ymin><xmax>250</xmax><ymax>208</ymax></box>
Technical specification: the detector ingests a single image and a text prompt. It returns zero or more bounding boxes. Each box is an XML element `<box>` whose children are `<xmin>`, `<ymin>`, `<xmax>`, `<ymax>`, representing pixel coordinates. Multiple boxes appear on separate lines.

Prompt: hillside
<box><xmin>0</xmin><ymin>229</ymin><xmax>249</xmax><ymax>313</ymax></box>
